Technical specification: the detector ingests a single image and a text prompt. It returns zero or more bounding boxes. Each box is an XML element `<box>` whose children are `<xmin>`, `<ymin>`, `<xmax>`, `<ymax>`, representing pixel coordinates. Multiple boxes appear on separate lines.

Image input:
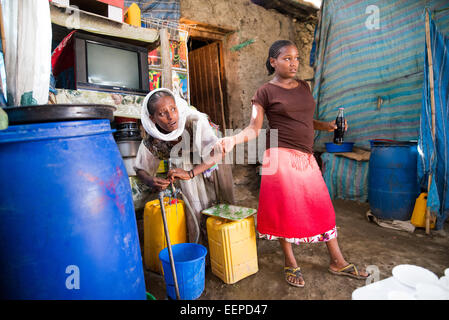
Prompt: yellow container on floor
<box><xmin>143</xmin><ymin>197</ymin><xmax>186</xmax><ymax>273</ymax></box>
<box><xmin>206</xmin><ymin>215</ymin><xmax>258</xmax><ymax>284</ymax></box>
<box><xmin>411</xmin><ymin>193</ymin><xmax>435</xmax><ymax>229</ymax></box>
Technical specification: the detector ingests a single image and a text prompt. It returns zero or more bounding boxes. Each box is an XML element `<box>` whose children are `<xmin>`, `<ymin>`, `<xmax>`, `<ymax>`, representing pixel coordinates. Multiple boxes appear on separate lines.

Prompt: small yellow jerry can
<box><xmin>143</xmin><ymin>197</ymin><xmax>186</xmax><ymax>273</ymax></box>
<box><xmin>411</xmin><ymin>193</ymin><xmax>435</xmax><ymax>229</ymax></box>
<box><xmin>206</xmin><ymin>215</ymin><xmax>258</xmax><ymax>284</ymax></box>
<box><xmin>124</xmin><ymin>3</ymin><xmax>141</xmax><ymax>27</ymax></box>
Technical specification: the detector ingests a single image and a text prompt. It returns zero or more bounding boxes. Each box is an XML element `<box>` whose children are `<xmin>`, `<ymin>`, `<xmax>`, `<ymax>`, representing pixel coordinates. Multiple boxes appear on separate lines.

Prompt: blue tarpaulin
<box><xmin>311</xmin><ymin>1</ymin><xmax>449</xmax><ymax>212</ymax></box>
<box><xmin>321</xmin><ymin>153</ymin><xmax>369</xmax><ymax>202</ymax></box>
<box><xmin>418</xmin><ymin>10</ymin><xmax>449</xmax><ymax>229</ymax></box>
<box><xmin>311</xmin><ymin>0</ymin><xmax>449</xmax><ymax>151</ymax></box>
<box><xmin>124</xmin><ymin>0</ymin><xmax>180</xmax><ymax>21</ymax></box>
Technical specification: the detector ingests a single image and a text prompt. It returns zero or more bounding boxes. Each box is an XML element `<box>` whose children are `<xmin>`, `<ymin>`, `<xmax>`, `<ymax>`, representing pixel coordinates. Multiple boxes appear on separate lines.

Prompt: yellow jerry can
<box><xmin>206</xmin><ymin>215</ymin><xmax>258</xmax><ymax>284</ymax></box>
<box><xmin>143</xmin><ymin>197</ymin><xmax>186</xmax><ymax>273</ymax></box>
<box><xmin>410</xmin><ymin>193</ymin><xmax>435</xmax><ymax>229</ymax></box>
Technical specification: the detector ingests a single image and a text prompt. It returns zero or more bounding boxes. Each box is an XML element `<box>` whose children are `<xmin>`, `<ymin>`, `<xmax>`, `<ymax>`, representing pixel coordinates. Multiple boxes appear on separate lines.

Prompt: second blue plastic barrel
<box><xmin>159</xmin><ymin>243</ymin><xmax>207</xmax><ymax>300</ymax></box>
<box><xmin>368</xmin><ymin>141</ymin><xmax>420</xmax><ymax>221</ymax></box>
<box><xmin>0</xmin><ymin>120</ymin><xmax>146</xmax><ymax>299</ymax></box>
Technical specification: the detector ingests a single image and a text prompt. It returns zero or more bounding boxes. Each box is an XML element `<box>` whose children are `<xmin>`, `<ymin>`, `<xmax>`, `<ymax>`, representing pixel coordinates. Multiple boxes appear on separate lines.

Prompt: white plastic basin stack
<box><xmin>391</xmin><ymin>265</ymin><xmax>449</xmax><ymax>300</ymax></box>
<box><xmin>352</xmin><ymin>265</ymin><xmax>449</xmax><ymax>300</ymax></box>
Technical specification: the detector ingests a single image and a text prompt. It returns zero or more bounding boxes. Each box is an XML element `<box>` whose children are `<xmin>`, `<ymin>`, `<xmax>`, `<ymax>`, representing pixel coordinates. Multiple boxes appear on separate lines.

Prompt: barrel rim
<box><xmin>0</xmin><ymin>119</ymin><xmax>114</xmax><ymax>144</ymax></box>
<box><xmin>3</xmin><ymin>104</ymin><xmax>116</xmax><ymax>125</ymax></box>
<box><xmin>370</xmin><ymin>139</ymin><xmax>418</xmax><ymax>148</ymax></box>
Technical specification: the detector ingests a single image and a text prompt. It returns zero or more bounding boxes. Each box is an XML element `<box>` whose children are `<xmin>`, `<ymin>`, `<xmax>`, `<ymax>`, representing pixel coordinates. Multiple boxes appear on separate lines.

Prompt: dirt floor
<box><xmin>139</xmin><ymin>165</ymin><xmax>449</xmax><ymax>300</ymax></box>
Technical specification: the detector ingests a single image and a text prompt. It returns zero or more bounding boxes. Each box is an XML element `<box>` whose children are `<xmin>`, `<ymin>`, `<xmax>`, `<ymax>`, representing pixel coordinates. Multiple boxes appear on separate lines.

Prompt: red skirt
<box><xmin>257</xmin><ymin>147</ymin><xmax>336</xmax><ymax>239</ymax></box>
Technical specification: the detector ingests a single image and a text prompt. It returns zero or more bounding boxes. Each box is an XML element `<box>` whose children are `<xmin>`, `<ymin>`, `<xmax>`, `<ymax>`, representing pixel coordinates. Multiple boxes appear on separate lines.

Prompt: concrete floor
<box><xmin>139</xmin><ymin>165</ymin><xmax>449</xmax><ymax>300</ymax></box>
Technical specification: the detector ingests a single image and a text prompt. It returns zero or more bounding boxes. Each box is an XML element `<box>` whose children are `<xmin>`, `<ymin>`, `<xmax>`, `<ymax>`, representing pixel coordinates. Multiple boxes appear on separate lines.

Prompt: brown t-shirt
<box><xmin>251</xmin><ymin>80</ymin><xmax>316</xmax><ymax>154</ymax></box>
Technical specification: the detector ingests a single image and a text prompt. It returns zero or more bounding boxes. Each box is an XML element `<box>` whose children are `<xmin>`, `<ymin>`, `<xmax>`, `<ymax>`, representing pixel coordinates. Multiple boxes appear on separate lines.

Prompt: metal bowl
<box><xmin>116</xmin><ymin>122</ymin><xmax>139</xmax><ymax>131</ymax></box>
<box><xmin>114</xmin><ymin>130</ymin><xmax>141</xmax><ymax>140</ymax></box>
<box><xmin>117</xmin><ymin>140</ymin><xmax>141</xmax><ymax>157</ymax></box>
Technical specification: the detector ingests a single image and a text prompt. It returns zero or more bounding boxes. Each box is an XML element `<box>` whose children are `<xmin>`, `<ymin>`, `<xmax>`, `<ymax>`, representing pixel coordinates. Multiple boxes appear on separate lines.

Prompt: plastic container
<box><xmin>157</xmin><ymin>160</ymin><xmax>168</xmax><ymax>173</ymax></box>
<box><xmin>325</xmin><ymin>142</ymin><xmax>354</xmax><ymax>152</ymax></box>
<box><xmin>124</xmin><ymin>3</ymin><xmax>141</xmax><ymax>27</ymax></box>
<box><xmin>368</xmin><ymin>140</ymin><xmax>420</xmax><ymax>220</ymax></box>
<box><xmin>144</xmin><ymin>197</ymin><xmax>186</xmax><ymax>273</ymax></box>
<box><xmin>159</xmin><ymin>243</ymin><xmax>207</xmax><ymax>300</ymax></box>
<box><xmin>206</xmin><ymin>216</ymin><xmax>258</xmax><ymax>284</ymax></box>
<box><xmin>0</xmin><ymin>120</ymin><xmax>146</xmax><ymax>299</ymax></box>
<box><xmin>117</xmin><ymin>140</ymin><xmax>141</xmax><ymax>157</ymax></box>
<box><xmin>410</xmin><ymin>193</ymin><xmax>435</xmax><ymax>229</ymax></box>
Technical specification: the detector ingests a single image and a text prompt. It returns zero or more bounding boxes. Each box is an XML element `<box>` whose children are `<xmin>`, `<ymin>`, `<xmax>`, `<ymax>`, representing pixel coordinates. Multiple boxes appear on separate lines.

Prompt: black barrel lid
<box><xmin>4</xmin><ymin>104</ymin><xmax>116</xmax><ymax>125</ymax></box>
<box><xmin>370</xmin><ymin>139</ymin><xmax>417</xmax><ymax>147</ymax></box>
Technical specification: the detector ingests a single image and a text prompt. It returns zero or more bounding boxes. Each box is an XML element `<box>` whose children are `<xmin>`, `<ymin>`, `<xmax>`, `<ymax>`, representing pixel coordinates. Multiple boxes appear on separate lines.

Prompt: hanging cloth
<box><xmin>418</xmin><ymin>11</ymin><xmax>449</xmax><ymax>229</ymax></box>
<box><xmin>2</xmin><ymin>0</ymin><xmax>52</xmax><ymax>106</ymax></box>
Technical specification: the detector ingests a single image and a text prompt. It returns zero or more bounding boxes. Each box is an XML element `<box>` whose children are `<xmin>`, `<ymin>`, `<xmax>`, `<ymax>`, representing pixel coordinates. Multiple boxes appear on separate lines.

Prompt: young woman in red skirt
<box><xmin>217</xmin><ymin>40</ymin><xmax>368</xmax><ymax>287</ymax></box>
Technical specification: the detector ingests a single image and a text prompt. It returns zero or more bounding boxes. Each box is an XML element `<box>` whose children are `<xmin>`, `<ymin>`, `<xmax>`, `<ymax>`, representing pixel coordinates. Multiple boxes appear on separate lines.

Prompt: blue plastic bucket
<box><xmin>159</xmin><ymin>243</ymin><xmax>207</xmax><ymax>300</ymax></box>
<box><xmin>0</xmin><ymin>120</ymin><xmax>146</xmax><ymax>299</ymax></box>
<box><xmin>325</xmin><ymin>142</ymin><xmax>354</xmax><ymax>153</ymax></box>
<box><xmin>368</xmin><ymin>140</ymin><xmax>420</xmax><ymax>220</ymax></box>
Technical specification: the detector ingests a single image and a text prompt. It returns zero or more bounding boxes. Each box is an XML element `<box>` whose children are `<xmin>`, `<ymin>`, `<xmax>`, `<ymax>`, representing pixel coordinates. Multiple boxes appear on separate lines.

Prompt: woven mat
<box><xmin>333</xmin><ymin>147</ymin><xmax>371</xmax><ymax>161</ymax></box>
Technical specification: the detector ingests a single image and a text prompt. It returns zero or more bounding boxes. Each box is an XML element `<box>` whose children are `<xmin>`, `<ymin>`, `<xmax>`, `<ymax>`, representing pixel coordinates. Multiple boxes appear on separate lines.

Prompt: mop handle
<box><xmin>158</xmin><ymin>191</ymin><xmax>181</xmax><ymax>300</ymax></box>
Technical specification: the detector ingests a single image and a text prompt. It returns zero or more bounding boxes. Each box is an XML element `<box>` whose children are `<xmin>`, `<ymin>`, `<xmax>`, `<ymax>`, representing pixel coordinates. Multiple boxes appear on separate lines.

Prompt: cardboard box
<box><xmin>51</xmin><ymin>0</ymin><xmax>124</xmax><ymax>23</ymax></box>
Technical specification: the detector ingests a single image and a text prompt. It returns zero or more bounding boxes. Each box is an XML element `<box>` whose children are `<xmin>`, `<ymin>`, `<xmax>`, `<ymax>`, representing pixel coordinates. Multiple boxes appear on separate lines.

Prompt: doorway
<box><xmin>187</xmin><ymin>37</ymin><xmax>228</xmax><ymax>133</ymax></box>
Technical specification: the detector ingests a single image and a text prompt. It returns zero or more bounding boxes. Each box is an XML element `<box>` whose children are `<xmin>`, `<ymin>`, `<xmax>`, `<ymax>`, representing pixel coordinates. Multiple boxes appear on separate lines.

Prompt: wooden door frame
<box><xmin>180</xmin><ymin>18</ymin><xmax>235</xmax><ymax>41</ymax></box>
<box><xmin>180</xmin><ymin>18</ymin><xmax>235</xmax><ymax>131</ymax></box>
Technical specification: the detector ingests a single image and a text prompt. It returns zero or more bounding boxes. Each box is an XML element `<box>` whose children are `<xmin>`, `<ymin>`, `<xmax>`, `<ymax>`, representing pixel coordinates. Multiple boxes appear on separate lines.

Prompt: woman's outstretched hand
<box><xmin>216</xmin><ymin>136</ymin><xmax>236</xmax><ymax>154</ymax></box>
<box><xmin>167</xmin><ymin>168</ymin><xmax>190</xmax><ymax>181</ymax></box>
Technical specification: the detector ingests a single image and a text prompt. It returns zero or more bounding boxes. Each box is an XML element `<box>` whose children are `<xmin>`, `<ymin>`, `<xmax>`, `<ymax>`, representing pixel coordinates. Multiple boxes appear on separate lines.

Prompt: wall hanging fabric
<box><xmin>418</xmin><ymin>11</ymin><xmax>449</xmax><ymax>229</ymax></box>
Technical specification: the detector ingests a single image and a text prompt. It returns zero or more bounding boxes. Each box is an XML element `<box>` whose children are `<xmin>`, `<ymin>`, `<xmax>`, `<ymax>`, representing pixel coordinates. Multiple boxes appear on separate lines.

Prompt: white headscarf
<box><xmin>140</xmin><ymin>88</ymin><xmax>218</xmax><ymax>159</ymax></box>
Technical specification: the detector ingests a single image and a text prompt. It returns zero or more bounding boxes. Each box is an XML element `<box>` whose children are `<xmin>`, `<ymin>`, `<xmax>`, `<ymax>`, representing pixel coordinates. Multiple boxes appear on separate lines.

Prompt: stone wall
<box><xmin>181</xmin><ymin>0</ymin><xmax>317</xmax><ymax>129</ymax></box>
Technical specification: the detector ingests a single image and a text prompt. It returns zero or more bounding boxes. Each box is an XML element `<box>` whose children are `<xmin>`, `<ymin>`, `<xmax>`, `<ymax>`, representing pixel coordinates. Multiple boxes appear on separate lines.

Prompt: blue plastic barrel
<box><xmin>368</xmin><ymin>140</ymin><xmax>420</xmax><ymax>221</ymax></box>
<box><xmin>159</xmin><ymin>243</ymin><xmax>207</xmax><ymax>300</ymax></box>
<box><xmin>0</xmin><ymin>120</ymin><xmax>146</xmax><ymax>299</ymax></box>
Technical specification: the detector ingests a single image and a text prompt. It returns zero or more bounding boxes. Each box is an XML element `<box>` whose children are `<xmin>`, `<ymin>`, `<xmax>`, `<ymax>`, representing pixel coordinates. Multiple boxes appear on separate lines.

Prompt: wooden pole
<box><xmin>160</xmin><ymin>28</ymin><xmax>172</xmax><ymax>90</ymax></box>
<box><xmin>0</xmin><ymin>4</ymin><xmax>5</xmax><ymax>99</ymax></box>
<box><xmin>424</xmin><ymin>10</ymin><xmax>437</xmax><ymax>235</ymax></box>
<box><xmin>0</xmin><ymin>4</ymin><xmax>6</xmax><ymax>56</ymax></box>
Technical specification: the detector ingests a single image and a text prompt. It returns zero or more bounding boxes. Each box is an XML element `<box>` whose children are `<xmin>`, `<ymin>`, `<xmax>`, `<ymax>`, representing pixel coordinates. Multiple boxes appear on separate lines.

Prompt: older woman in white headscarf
<box><xmin>134</xmin><ymin>88</ymin><xmax>232</xmax><ymax>244</ymax></box>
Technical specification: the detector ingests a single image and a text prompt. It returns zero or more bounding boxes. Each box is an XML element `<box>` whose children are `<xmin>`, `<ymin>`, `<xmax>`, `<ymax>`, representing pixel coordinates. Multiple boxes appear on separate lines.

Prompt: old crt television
<box><xmin>74</xmin><ymin>32</ymin><xmax>149</xmax><ymax>95</ymax></box>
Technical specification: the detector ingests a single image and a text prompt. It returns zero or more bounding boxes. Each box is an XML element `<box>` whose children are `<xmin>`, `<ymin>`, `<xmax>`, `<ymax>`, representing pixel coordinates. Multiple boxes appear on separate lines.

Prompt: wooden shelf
<box><xmin>50</xmin><ymin>2</ymin><xmax>159</xmax><ymax>48</ymax></box>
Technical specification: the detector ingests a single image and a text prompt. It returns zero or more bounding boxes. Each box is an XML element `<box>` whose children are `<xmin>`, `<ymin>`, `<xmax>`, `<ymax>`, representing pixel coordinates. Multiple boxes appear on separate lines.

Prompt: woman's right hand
<box><xmin>216</xmin><ymin>136</ymin><xmax>236</xmax><ymax>154</ymax></box>
<box><xmin>214</xmin><ymin>103</ymin><xmax>264</xmax><ymax>155</ymax></box>
<box><xmin>150</xmin><ymin>176</ymin><xmax>171</xmax><ymax>191</ymax></box>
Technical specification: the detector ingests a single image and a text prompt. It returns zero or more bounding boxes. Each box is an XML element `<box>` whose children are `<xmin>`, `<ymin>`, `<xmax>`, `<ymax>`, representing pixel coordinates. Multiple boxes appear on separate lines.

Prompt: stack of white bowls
<box><xmin>389</xmin><ymin>265</ymin><xmax>449</xmax><ymax>300</ymax></box>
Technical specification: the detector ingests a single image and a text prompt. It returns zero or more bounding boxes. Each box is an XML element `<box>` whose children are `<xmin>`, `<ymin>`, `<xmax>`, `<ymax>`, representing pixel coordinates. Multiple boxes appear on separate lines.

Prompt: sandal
<box><xmin>328</xmin><ymin>263</ymin><xmax>368</xmax><ymax>280</ymax></box>
<box><xmin>284</xmin><ymin>266</ymin><xmax>305</xmax><ymax>287</ymax></box>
